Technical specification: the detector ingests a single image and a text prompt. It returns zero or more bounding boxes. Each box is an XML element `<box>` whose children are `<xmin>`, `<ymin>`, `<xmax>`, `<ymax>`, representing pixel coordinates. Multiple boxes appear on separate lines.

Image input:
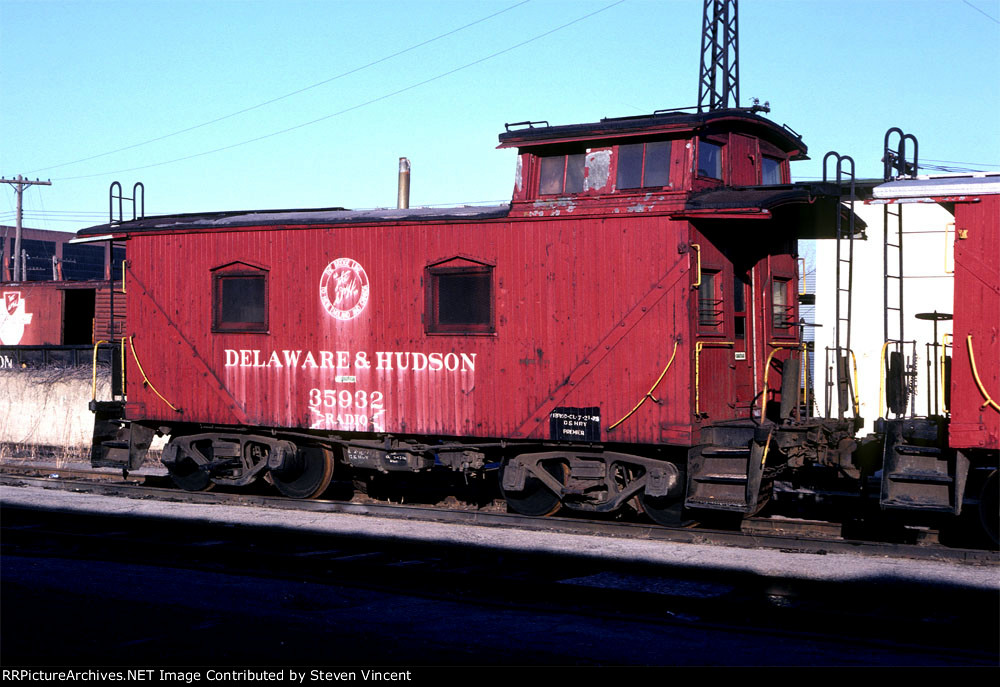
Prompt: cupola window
<box><xmin>762</xmin><ymin>157</ymin><xmax>782</xmax><ymax>185</ymax></box>
<box><xmin>698</xmin><ymin>140</ymin><xmax>723</xmax><ymax>180</ymax></box>
<box><xmin>617</xmin><ymin>141</ymin><xmax>671</xmax><ymax>189</ymax></box>
<box><xmin>539</xmin><ymin>154</ymin><xmax>585</xmax><ymax>195</ymax></box>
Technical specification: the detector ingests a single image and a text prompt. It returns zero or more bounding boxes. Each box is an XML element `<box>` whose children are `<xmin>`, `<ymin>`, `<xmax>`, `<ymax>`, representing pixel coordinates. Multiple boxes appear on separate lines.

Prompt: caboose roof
<box><xmin>498</xmin><ymin>108</ymin><xmax>808</xmax><ymax>158</ymax></box>
<box><xmin>680</xmin><ymin>182</ymin><xmax>868</xmax><ymax>239</ymax></box>
<box><xmin>75</xmin><ymin>204</ymin><xmax>512</xmax><ymax>237</ymax></box>
<box><xmin>872</xmin><ymin>173</ymin><xmax>1000</xmax><ymax>200</ymax></box>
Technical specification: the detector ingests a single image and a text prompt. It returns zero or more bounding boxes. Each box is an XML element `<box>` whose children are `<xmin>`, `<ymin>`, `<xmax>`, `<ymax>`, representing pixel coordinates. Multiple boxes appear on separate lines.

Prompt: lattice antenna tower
<box><xmin>698</xmin><ymin>0</ymin><xmax>739</xmax><ymax>112</ymax></box>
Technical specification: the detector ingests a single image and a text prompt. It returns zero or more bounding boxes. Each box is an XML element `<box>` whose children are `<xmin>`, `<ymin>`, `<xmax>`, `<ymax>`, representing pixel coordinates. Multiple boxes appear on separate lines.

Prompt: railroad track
<box><xmin>2</xmin><ymin>465</ymin><xmax>996</xmax><ymax>563</ymax></box>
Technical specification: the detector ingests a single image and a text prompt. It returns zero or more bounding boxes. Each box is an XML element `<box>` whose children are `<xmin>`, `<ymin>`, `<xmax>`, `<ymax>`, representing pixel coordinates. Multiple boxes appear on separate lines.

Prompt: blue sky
<box><xmin>2</xmin><ymin>0</ymin><xmax>998</xmax><ymax>232</ymax></box>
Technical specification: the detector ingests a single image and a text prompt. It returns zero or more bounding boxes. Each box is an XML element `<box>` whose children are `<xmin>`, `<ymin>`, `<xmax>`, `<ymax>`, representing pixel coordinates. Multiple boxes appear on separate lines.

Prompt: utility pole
<box><xmin>697</xmin><ymin>0</ymin><xmax>739</xmax><ymax>112</ymax></box>
<box><xmin>1</xmin><ymin>175</ymin><xmax>52</xmax><ymax>281</ymax></box>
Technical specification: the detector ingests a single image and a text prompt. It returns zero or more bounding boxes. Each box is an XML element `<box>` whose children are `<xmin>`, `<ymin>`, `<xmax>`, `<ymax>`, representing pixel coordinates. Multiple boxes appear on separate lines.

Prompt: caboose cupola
<box><xmin>499</xmin><ymin>107</ymin><xmax>808</xmax><ymax>213</ymax></box>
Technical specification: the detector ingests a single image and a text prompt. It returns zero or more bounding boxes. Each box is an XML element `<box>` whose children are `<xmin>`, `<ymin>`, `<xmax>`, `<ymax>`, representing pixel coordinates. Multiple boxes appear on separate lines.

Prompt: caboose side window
<box><xmin>762</xmin><ymin>157</ymin><xmax>782</xmax><ymax>185</ymax></box>
<box><xmin>539</xmin><ymin>154</ymin><xmax>585</xmax><ymax>195</ymax></box>
<box><xmin>733</xmin><ymin>273</ymin><xmax>748</xmax><ymax>340</ymax></box>
<box><xmin>698</xmin><ymin>270</ymin><xmax>724</xmax><ymax>333</ymax></box>
<box><xmin>617</xmin><ymin>141</ymin><xmax>671</xmax><ymax>189</ymax></box>
<box><xmin>698</xmin><ymin>140</ymin><xmax>723</xmax><ymax>180</ymax></box>
<box><xmin>771</xmin><ymin>277</ymin><xmax>794</xmax><ymax>334</ymax></box>
<box><xmin>213</xmin><ymin>273</ymin><xmax>268</xmax><ymax>333</ymax></box>
<box><xmin>427</xmin><ymin>265</ymin><xmax>494</xmax><ymax>334</ymax></box>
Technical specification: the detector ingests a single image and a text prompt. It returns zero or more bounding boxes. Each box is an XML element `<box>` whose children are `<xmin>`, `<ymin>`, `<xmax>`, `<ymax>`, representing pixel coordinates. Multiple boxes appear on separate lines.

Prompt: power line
<box><xmin>10</xmin><ymin>216</ymin><xmax>98</xmax><ymax>223</ymax></box>
<box><xmin>56</xmin><ymin>1</ymin><xmax>626</xmax><ymax>182</ymax></box>
<box><xmin>3</xmin><ymin>209</ymin><xmax>105</xmax><ymax>215</ymax></box>
<box><xmin>918</xmin><ymin>163</ymin><xmax>992</xmax><ymax>173</ymax></box>
<box><xmin>962</xmin><ymin>0</ymin><xmax>1000</xmax><ymax>24</ymax></box>
<box><xmin>922</xmin><ymin>157</ymin><xmax>1000</xmax><ymax>167</ymax></box>
<box><xmin>30</xmin><ymin>0</ymin><xmax>532</xmax><ymax>174</ymax></box>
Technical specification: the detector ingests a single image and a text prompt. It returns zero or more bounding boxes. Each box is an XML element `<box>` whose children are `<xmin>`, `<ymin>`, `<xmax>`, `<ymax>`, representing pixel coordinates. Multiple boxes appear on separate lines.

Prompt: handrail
<box><xmin>91</xmin><ymin>340</ymin><xmax>109</xmax><ymax>402</ymax></box>
<box><xmin>966</xmin><ymin>334</ymin><xmax>1000</xmax><ymax>413</ymax></box>
<box><xmin>690</xmin><ymin>243</ymin><xmax>702</xmax><ymax>289</ymax></box>
<box><xmin>91</xmin><ymin>339</ymin><xmax>128</xmax><ymax>403</ymax></box>
<box><xmin>941</xmin><ymin>333</ymin><xmax>952</xmax><ymax>414</ymax></box>
<box><xmin>128</xmin><ymin>334</ymin><xmax>183</xmax><ymax>414</ymax></box>
<box><xmin>944</xmin><ymin>222</ymin><xmax>955</xmax><ymax>275</ymax></box>
<box><xmin>608</xmin><ymin>339</ymin><xmax>679</xmax><ymax>432</ymax></box>
<box><xmin>694</xmin><ymin>340</ymin><xmax>734</xmax><ymax>415</ymax></box>
<box><xmin>760</xmin><ymin>426</ymin><xmax>774</xmax><ymax>468</ymax></box>
<box><xmin>879</xmin><ymin>340</ymin><xmax>891</xmax><ymax>419</ymax></box>
<box><xmin>848</xmin><ymin>349</ymin><xmax>860</xmax><ymax>417</ymax></box>
<box><xmin>761</xmin><ymin>342</ymin><xmax>808</xmax><ymax>419</ymax></box>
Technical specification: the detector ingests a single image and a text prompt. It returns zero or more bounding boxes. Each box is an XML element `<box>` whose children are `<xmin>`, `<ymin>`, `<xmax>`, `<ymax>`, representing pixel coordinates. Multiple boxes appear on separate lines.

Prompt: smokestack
<box><xmin>397</xmin><ymin>157</ymin><xmax>410</xmax><ymax>209</ymax></box>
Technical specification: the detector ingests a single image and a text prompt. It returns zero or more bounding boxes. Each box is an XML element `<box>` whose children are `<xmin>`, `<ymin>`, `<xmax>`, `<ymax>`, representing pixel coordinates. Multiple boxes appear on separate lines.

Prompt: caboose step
<box><xmin>89</xmin><ymin>407</ymin><xmax>154</xmax><ymax>475</ymax></box>
<box><xmin>701</xmin><ymin>447</ymin><xmax>751</xmax><ymax>456</ymax></box>
<box><xmin>880</xmin><ymin>419</ymin><xmax>969</xmax><ymax>514</ymax></box>
<box><xmin>893</xmin><ymin>444</ymin><xmax>942</xmax><ymax>456</ymax></box>
<box><xmin>693</xmin><ymin>473</ymin><xmax>749</xmax><ymax>484</ymax></box>
<box><xmin>886</xmin><ymin>470</ymin><xmax>953</xmax><ymax>484</ymax></box>
<box><xmin>91</xmin><ymin>442</ymin><xmax>130</xmax><ymax>470</ymax></box>
<box><xmin>685</xmin><ymin>438</ymin><xmax>770</xmax><ymax>514</ymax></box>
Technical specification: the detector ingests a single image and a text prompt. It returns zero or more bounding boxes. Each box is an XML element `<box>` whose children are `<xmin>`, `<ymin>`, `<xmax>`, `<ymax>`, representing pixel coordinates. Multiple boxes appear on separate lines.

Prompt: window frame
<box><xmin>733</xmin><ymin>272</ymin><xmax>748</xmax><ymax>341</ymax></box>
<box><xmin>425</xmin><ymin>263</ymin><xmax>495</xmax><ymax>335</ymax></box>
<box><xmin>761</xmin><ymin>156</ymin><xmax>783</xmax><ymax>185</ymax></box>
<box><xmin>212</xmin><ymin>263</ymin><xmax>269</xmax><ymax>334</ymax></box>
<box><xmin>616</xmin><ymin>140</ymin><xmax>672</xmax><ymax>190</ymax></box>
<box><xmin>770</xmin><ymin>275</ymin><xmax>796</xmax><ymax>337</ymax></box>
<box><xmin>538</xmin><ymin>153</ymin><xmax>586</xmax><ymax>196</ymax></box>
<box><xmin>696</xmin><ymin>139</ymin><xmax>724</xmax><ymax>181</ymax></box>
<box><xmin>697</xmin><ymin>268</ymin><xmax>725</xmax><ymax>335</ymax></box>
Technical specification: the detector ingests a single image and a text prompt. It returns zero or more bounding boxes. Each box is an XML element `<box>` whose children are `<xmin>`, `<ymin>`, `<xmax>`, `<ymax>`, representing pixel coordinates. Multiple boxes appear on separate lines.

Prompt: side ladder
<box><xmin>823</xmin><ymin>151</ymin><xmax>858</xmax><ymax>420</ymax></box>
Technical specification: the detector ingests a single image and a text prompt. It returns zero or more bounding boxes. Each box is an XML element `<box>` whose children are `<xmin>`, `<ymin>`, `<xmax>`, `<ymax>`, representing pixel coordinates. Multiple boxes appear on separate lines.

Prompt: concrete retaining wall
<box><xmin>0</xmin><ymin>366</ymin><xmax>107</xmax><ymax>459</ymax></box>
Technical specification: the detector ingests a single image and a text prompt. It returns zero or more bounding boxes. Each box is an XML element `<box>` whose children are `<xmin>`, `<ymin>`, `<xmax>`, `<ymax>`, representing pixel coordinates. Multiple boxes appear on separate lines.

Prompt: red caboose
<box><xmin>81</xmin><ymin>108</ymin><xmax>855</xmax><ymax>523</ymax></box>
<box><xmin>870</xmin><ymin>174</ymin><xmax>999</xmax><ymax>542</ymax></box>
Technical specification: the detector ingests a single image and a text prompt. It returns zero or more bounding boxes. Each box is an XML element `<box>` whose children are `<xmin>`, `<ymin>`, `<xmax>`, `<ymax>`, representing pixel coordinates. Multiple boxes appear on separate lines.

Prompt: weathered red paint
<box><xmin>84</xmin><ymin>110</ymin><xmax>823</xmax><ymax>452</ymax></box>
<box><xmin>0</xmin><ymin>283</ymin><xmax>62</xmax><ymax>345</ymax></box>
<box><xmin>949</xmin><ymin>195</ymin><xmax>999</xmax><ymax>451</ymax></box>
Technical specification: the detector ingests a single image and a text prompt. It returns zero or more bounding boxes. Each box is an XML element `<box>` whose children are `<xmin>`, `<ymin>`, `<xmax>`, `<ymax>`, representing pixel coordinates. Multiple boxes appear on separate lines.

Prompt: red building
<box><xmin>1</xmin><ymin>226</ymin><xmax>124</xmax><ymax>350</ymax></box>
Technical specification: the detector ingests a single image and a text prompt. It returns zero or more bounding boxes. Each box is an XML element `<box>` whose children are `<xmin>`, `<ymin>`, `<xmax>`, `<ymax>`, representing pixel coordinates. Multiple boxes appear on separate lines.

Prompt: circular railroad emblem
<box><xmin>319</xmin><ymin>258</ymin><xmax>369</xmax><ymax>321</ymax></box>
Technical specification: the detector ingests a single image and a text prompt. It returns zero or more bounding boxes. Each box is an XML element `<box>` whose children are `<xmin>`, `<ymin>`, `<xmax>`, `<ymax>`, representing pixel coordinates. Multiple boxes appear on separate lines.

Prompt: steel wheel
<box><xmin>164</xmin><ymin>438</ymin><xmax>214</xmax><ymax>492</ymax></box>
<box><xmin>500</xmin><ymin>458</ymin><xmax>564</xmax><ymax>517</ymax></box>
<box><xmin>166</xmin><ymin>450</ymin><xmax>214</xmax><ymax>492</ymax></box>
<box><xmin>980</xmin><ymin>469</ymin><xmax>999</xmax><ymax>548</ymax></box>
<box><xmin>270</xmin><ymin>446</ymin><xmax>335</xmax><ymax>499</ymax></box>
<box><xmin>638</xmin><ymin>492</ymin><xmax>684</xmax><ymax>527</ymax></box>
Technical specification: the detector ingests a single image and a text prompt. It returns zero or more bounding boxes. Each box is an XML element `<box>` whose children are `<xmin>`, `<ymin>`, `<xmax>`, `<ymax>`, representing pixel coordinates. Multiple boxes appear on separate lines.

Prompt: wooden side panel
<box><xmin>124</xmin><ymin>216</ymin><xmax>698</xmax><ymax>447</ymax></box>
<box><xmin>949</xmin><ymin>197</ymin><xmax>999</xmax><ymax>451</ymax></box>
<box><xmin>687</xmin><ymin>225</ymin><xmax>800</xmax><ymax>426</ymax></box>
<box><xmin>94</xmin><ymin>284</ymin><xmax>126</xmax><ymax>341</ymax></box>
<box><xmin>729</xmin><ymin>134</ymin><xmax>760</xmax><ymax>186</ymax></box>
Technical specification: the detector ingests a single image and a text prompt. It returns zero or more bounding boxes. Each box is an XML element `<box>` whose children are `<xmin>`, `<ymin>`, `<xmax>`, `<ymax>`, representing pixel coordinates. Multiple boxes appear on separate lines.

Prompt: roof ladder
<box><xmin>823</xmin><ymin>152</ymin><xmax>857</xmax><ymax>420</ymax></box>
<box><xmin>882</xmin><ymin>128</ymin><xmax>919</xmax><ymax>417</ymax></box>
<box><xmin>109</xmin><ymin>181</ymin><xmax>145</xmax><ymax>227</ymax></box>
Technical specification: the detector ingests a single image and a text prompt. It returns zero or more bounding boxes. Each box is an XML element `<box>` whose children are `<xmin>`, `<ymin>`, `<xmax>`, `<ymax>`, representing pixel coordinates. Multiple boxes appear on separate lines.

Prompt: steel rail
<box><xmin>2</xmin><ymin>473</ymin><xmax>995</xmax><ymax>564</ymax></box>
